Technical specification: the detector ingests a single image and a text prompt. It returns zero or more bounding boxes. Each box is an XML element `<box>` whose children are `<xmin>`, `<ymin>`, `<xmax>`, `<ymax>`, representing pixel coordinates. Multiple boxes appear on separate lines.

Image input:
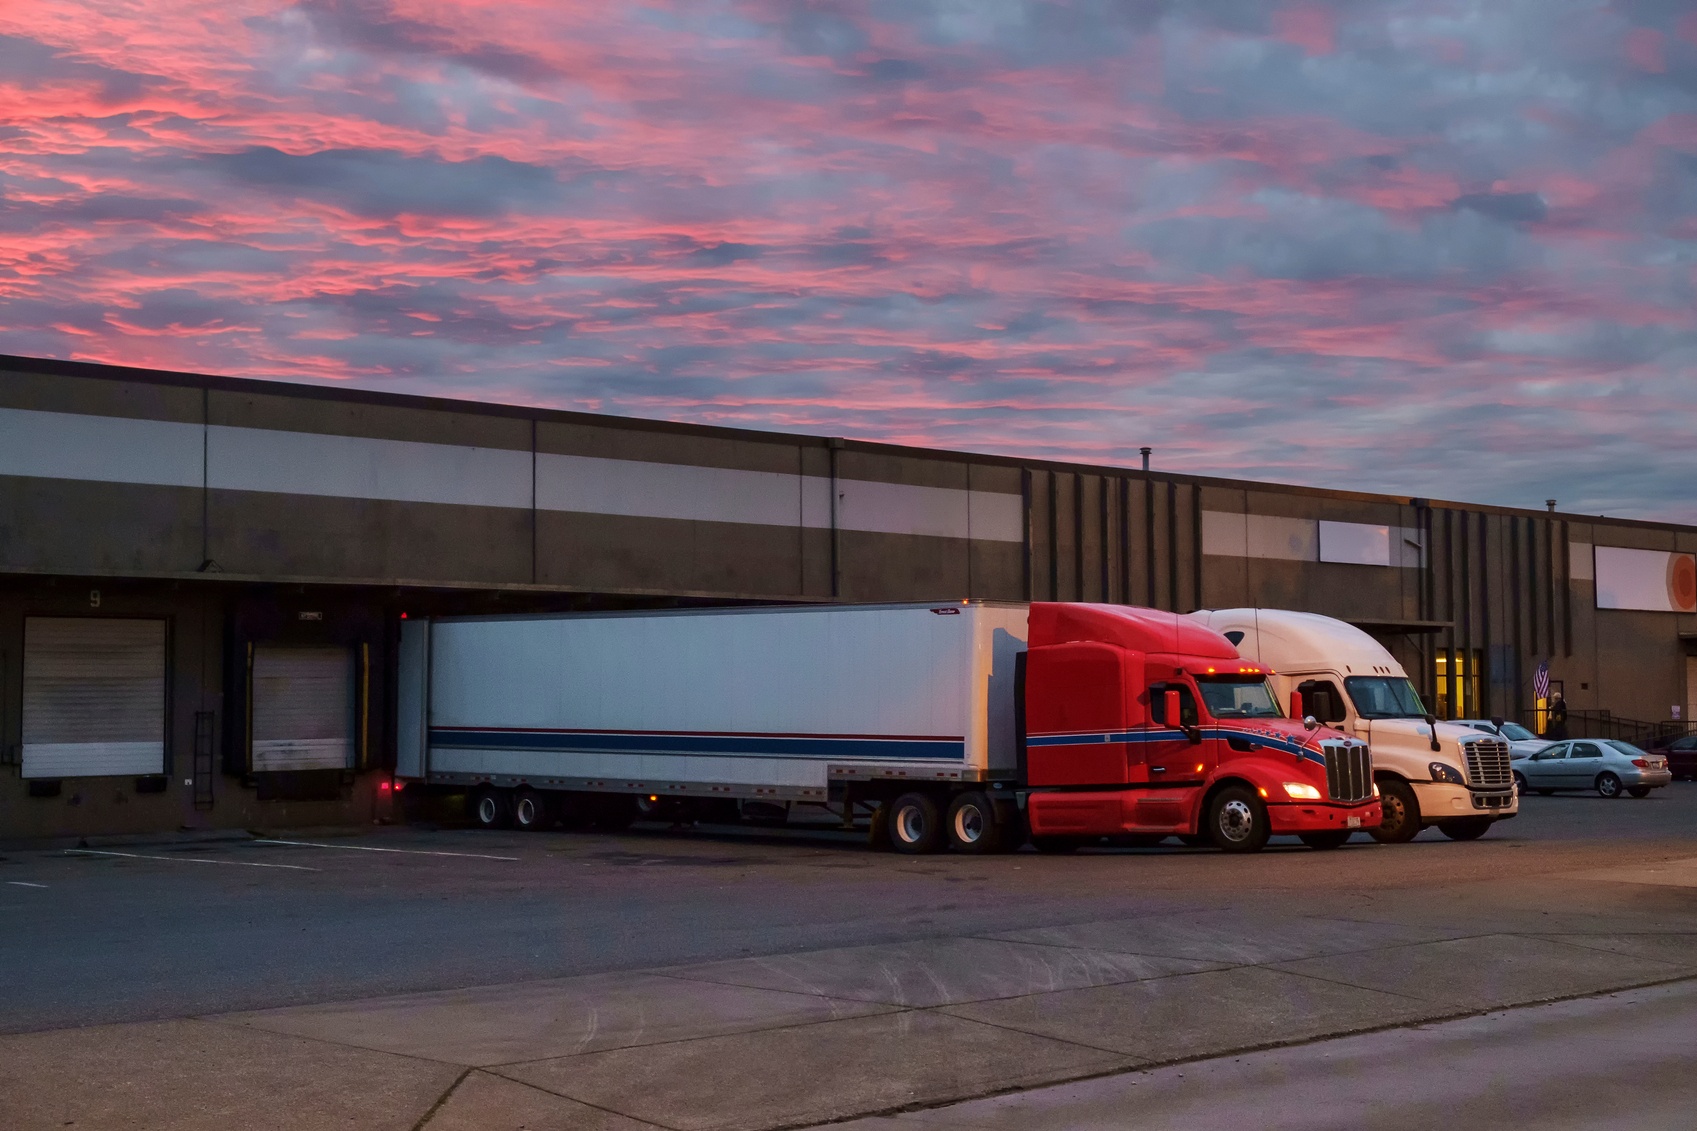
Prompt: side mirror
<box><xmin>1164</xmin><ymin>689</ymin><xmax>1181</xmax><ymax>728</ymax></box>
<box><xmin>1303</xmin><ymin>714</ymin><xmax>1319</xmax><ymax>730</ymax></box>
<box><xmin>1289</xmin><ymin>691</ymin><xmax>1304</xmax><ymax>720</ymax></box>
<box><xmin>1185</xmin><ymin>726</ymin><xmax>1203</xmax><ymax>746</ymax></box>
<box><xmin>1490</xmin><ymin>715</ymin><xmax>1505</xmax><ymax>734</ymax></box>
<box><xmin>1423</xmin><ymin>713</ymin><xmax>1441</xmax><ymax>753</ymax></box>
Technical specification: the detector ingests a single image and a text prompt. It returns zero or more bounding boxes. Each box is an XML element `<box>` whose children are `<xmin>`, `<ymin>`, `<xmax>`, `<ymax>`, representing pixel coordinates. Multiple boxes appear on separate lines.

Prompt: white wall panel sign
<box><xmin>1594</xmin><ymin>546</ymin><xmax>1697</xmax><ymax>612</ymax></box>
<box><xmin>209</xmin><ymin>426</ymin><xmax>532</xmax><ymax>509</ymax></box>
<box><xmin>251</xmin><ymin>646</ymin><xmax>355</xmax><ymax>771</ymax></box>
<box><xmin>0</xmin><ymin>407</ymin><xmax>203</xmax><ymax>489</ymax></box>
<box><xmin>22</xmin><ymin>618</ymin><xmax>166</xmax><ymax>778</ymax></box>
<box><xmin>1318</xmin><ymin>521</ymin><xmax>1392</xmax><ymax>567</ymax></box>
<box><xmin>2</xmin><ymin>407</ymin><xmax>1027</xmax><ymax>544</ymax></box>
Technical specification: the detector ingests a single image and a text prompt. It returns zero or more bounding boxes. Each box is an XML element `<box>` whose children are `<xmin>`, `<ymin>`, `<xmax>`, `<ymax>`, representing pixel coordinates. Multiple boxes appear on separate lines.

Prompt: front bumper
<box><xmin>1267</xmin><ymin>800</ymin><xmax>1382</xmax><ymax>834</ymax></box>
<box><xmin>1412</xmin><ymin>780</ymin><xmax>1519</xmax><ymax>820</ymax></box>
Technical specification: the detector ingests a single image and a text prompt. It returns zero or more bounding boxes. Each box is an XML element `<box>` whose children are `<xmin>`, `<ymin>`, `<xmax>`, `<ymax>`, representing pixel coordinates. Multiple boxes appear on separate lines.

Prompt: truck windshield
<box><xmin>1343</xmin><ymin>676</ymin><xmax>1428</xmax><ymax>719</ymax></box>
<box><xmin>1195</xmin><ymin>677</ymin><xmax>1282</xmax><ymax>719</ymax></box>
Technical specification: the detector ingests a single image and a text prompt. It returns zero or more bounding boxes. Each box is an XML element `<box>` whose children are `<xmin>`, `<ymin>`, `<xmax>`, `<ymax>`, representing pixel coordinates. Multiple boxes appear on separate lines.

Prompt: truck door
<box><xmin>1146</xmin><ymin>681</ymin><xmax>1207</xmax><ymax>787</ymax></box>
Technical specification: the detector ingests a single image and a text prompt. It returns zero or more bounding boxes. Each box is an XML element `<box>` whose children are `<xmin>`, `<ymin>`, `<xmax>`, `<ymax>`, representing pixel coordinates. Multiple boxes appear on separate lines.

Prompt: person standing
<box><xmin>1547</xmin><ymin>692</ymin><xmax>1569</xmax><ymax>740</ymax></box>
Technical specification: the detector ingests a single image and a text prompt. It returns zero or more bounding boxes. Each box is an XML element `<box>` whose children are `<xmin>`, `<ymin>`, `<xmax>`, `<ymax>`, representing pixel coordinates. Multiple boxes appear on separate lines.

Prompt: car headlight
<box><xmin>1282</xmin><ymin>782</ymin><xmax>1322</xmax><ymax>800</ymax></box>
<box><xmin>1428</xmin><ymin>762</ymin><xmax>1465</xmax><ymax>785</ymax></box>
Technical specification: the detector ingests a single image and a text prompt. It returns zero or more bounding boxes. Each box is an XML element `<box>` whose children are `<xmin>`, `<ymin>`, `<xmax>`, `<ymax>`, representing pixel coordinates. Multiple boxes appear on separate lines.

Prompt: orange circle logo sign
<box><xmin>1667</xmin><ymin>554</ymin><xmax>1697</xmax><ymax>612</ymax></box>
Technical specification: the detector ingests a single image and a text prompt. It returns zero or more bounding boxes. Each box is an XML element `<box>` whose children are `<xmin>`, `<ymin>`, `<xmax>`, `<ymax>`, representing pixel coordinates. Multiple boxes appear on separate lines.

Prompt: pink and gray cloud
<box><xmin>1</xmin><ymin>1</ymin><xmax>1694</xmax><ymax>520</ymax></box>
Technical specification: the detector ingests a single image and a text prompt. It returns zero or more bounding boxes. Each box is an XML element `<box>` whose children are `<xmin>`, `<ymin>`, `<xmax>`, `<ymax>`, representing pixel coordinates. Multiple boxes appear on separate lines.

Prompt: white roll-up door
<box><xmin>22</xmin><ymin>617</ymin><xmax>166</xmax><ymax>778</ymax></box>
<box><xmin>251</xmin><ymin>645</ymin><xmax>355</xmax><ymax>772</ymax></box>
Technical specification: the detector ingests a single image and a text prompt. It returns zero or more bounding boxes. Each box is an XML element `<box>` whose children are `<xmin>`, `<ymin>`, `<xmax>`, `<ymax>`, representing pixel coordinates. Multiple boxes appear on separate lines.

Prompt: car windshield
<box><xmin>1498</xmin><ymin>723</ymin><xmax>1536</xmax><ymax>741</ymax></box>
<box><xmin>1343</xmin><ymin>676</ymin><xmax>1428</xmax><ymax>720</ymax></box>
<box><xmin>1606</xmin><ymin>740</ymin><xmax>1645</xmax><ymax>757</ymax></box>
<box><xmin>1195</xmin><ymin>676</ymin><xmax>1282</xmax><ymax>719</ymax></box>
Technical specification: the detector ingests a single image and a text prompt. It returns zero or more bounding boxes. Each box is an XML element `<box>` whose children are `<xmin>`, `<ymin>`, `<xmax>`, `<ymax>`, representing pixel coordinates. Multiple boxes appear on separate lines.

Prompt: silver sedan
<box><xmin>1511</xmin><ymin>739</ymin><xmax>1673</xmax><ymax>798</ymax></box>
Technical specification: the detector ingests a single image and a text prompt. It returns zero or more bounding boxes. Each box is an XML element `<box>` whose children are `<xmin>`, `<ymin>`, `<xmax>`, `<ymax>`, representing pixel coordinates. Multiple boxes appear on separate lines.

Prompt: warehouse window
<box><xmin>1433</xmin><ymin>650</ymin><xmax>1481</xmax><ymax>720</ymax></box>
<box><xmin>22</xmin><ymin>618</ymin><xmax>166</xmax><ymax>779</ymax></box>
<box><xmin>250</xmin><ymin>646</ymin><xmax>354</xmax><ymax>772</ymax></box>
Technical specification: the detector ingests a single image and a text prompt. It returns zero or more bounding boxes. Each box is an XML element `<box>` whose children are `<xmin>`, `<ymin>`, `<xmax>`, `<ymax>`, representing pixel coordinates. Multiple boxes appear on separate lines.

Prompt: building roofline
<box><xmin>2</xmin><ymin>352</ymin><xmax>1687</xmax><ymax>535</ymax></box>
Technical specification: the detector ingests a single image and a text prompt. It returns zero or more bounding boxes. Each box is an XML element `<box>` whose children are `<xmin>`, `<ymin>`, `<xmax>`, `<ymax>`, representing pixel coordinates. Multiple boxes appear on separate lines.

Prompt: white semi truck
<box><xmin>1189</xmin><ymin>609</ymin><xmax>1518</xmax><ymax>842</ymax></box>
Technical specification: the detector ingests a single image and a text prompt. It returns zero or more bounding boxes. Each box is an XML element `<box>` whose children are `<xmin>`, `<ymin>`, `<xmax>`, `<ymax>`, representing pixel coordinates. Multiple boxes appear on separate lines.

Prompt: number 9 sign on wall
<box><xmin>1595</xmin><ymin>547</ymin><xmax>1697</xmax><ymax>613</ymax></box>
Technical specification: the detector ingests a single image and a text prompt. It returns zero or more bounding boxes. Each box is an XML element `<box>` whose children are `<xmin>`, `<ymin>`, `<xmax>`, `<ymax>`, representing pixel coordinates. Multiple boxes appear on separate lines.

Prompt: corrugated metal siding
<box><xmin>251</xmin><ymin>646</ymin><xmax>353</xmax><ymax>771</ymax></box>
<box><xmin>22</xmin><ymin>617</ymin><xmax>166</xmax><ymax>778</ymax></box>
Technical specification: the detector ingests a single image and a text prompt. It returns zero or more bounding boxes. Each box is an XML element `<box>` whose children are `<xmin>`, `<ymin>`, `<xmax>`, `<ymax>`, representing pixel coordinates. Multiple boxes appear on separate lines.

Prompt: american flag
<box><xmin>1534</xmin><ymin>661</ymin><xmax>1550</xmax><ymax>701</ymax></box>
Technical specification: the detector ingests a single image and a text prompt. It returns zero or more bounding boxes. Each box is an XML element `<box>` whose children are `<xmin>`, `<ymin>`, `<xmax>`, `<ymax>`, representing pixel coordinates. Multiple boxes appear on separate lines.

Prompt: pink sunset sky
<box><xmin>1</xmin><ymin>1</ymin><xmax>1694</xmax><ymax>519</ymax></box>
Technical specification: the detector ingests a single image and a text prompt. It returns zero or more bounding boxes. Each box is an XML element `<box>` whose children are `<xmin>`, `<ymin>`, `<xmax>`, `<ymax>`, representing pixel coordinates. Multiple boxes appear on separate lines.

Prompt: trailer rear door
<box><xmin>22</xmin><ymin>617</ymin><xmax>166</xmax><ymax>778</ymax></box>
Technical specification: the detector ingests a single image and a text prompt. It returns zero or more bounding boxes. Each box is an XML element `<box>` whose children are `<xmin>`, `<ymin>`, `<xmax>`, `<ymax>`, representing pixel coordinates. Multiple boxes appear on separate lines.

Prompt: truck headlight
<box><xmin>1428</xmin><ymin>762</ymin><xmax>1465</xmax><ymax>785</ymax></box>
<box><xmin>1282</xmin><ymin>782</ymin><xmax>1322</xmax><ymax>800</ymax></box>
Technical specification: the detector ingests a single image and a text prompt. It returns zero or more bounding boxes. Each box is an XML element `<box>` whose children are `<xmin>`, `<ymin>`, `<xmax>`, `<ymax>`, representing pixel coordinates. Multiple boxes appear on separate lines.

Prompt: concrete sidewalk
<box><xmin>5</xmin><ymin>858</ymin><xmax>1697</xmax><ymax>1131</ymax></box>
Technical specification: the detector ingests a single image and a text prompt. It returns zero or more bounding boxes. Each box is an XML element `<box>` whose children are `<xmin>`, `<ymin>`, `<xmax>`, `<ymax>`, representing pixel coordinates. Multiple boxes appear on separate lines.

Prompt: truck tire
<box><xmin>1299</xmin><ymin>830</ymin><xmax>1351</xmax><ymax>850</ymax></box>
<box><xmin>1595</xmin><ymin>772</ymin><xmax>1622</xmax><ymax>799</ymax></box>
<box><xmin>513</xmin><ymin>788</ymin><xmax>553</xmax><ymax>832</ymax></box>
<box><xmin>470</xmin><ymin>785</ymin><xmax>511</xmax><ymax>830</ymax></box>
<box><xmin>946</xmin><ymin>791</ymin><xmax>1001</xmax><ymax>854</ymax></box>
<box><xmin>887</xmin><ymin>792</ymin><xmax>945</xmax><ymax>854</ymax></box>
<box><xmin>1370</xmin><ymin>778</ymin><xmax>1421</xmax><ymax>844</ymax></box>
<box><xmin>1438</xmin><ymin>817</ymin><xmax>1492</xmax><ymax>841</ymax></box>
<box><xmin>1206</xmin><ymin>786</ymin><xmax>1270</xmax><ymax>853</ymax></box>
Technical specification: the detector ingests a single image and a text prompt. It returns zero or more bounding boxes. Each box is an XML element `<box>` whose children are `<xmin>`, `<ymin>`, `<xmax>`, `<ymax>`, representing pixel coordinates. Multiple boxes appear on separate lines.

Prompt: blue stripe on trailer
<box><xmin>429</xmin><ymin>729</ymin><xmax>967</xmax><ymax>761</ymax></box>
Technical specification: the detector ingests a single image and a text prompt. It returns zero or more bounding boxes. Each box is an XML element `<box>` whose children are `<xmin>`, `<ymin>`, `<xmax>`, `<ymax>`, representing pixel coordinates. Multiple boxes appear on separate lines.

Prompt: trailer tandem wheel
<box><xmin>945</xmin><ymin>791</ymin><xmax>1002</xmax><ymax>854</ymax></box>
<box><xmin>887</xmin><ymin>791</ymin><xmax>946</xmax><ymax>854</ymax></box>
<box><xmin>470</xmin><ymin>785</ymin><xmax>512</xmax><ymax>830</ymax></box>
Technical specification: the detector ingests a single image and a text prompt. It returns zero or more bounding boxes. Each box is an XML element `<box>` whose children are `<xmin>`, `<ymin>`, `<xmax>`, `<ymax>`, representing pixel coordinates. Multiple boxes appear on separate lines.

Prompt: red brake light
<box><xmin>380</xmin><ymin>780</ymin><xmax>392</xmax><ymax>791</ymax></box>
<box><xmin>1632</xmin><ymin>758</ymin><xmax>1650</xmax><ymax>768</ymax></box>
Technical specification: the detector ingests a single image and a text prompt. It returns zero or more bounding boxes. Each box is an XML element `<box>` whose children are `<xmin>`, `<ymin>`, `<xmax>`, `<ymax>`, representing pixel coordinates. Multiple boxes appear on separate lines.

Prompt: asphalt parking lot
<box><xmin>3</xmin><ymin>785</ymin><xmax>1696</xmax><ymax>1129</ymax></box>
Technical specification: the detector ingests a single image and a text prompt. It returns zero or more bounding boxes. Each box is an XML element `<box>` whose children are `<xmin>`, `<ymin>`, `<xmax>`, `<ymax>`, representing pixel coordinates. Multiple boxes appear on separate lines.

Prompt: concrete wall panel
<box><xmin>208</xmin><ymin>492</ymin><xmax>533</xmax><ymax>584</ymax></box>
<box><xmin>0</xmin><ymin>477</ymin><xmax>203</xmax><ymax>576</ymax></box>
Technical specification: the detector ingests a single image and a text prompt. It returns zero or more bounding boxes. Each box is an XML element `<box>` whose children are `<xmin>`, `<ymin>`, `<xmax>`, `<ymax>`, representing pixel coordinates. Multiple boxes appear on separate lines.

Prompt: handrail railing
<box><xmin>1519</xmin><ymin>708</ymin><xmax>1696</xmax><ymax>748</ymax></box>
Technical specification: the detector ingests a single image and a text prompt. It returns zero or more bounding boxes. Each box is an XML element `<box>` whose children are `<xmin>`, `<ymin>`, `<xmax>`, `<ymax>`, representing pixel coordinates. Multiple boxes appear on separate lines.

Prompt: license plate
<box><xmin>1347</xmin><ymin>816</ymin><xmax>1362</xmax><ymax>828</ymax></box>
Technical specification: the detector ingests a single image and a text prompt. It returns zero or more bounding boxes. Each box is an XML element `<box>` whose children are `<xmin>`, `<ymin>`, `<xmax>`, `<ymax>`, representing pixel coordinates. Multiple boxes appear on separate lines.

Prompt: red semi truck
<box><xmin>398</xmin><ymin>600</ymin><xmax>1380</xmax><ymax>853</ymax></box>
<box><xmin>1020</xmin><ymin>602</ymin><xmax>1380</xmax><ymax>852</ymax></box>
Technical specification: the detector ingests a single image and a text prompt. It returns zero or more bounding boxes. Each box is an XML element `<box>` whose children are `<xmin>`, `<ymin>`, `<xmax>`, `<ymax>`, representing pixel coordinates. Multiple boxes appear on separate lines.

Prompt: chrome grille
<box><xmin>1463</xmin><ymin>739</ymin><xmax>1512</xmax><ymax>787</ymax></box>
<box><xmin>1322</xmin><ymin>742</ymin><xmax>1373</xmax><ymax>802</ymax></box>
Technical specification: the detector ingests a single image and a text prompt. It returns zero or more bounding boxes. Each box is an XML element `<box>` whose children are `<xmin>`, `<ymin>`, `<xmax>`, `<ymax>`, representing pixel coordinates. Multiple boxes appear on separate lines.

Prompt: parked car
<box><xmin>1643</xmin><ymin>733</ymin><xmax>1697</xmax><ymax>781</ymax></box>
<box><xmin>1511</xmin><ymin>740</ymin><xmax>1673</xmax><ymax>798</ymax></box>
<box><xmin>1455</xmin><ymin>719</ymin><xmax>1551</xmax><ymax>761</ymax></box>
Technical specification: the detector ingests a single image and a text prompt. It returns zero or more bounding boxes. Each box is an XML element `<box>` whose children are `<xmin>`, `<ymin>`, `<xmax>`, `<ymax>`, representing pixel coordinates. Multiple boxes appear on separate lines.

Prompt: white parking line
<box><xmin>252</xmin><ymin>838</ymin><xmax>521</xmax><ymax>862</ymax></box>
<box><xmin>65</xmin><ymin>849</ymin><xmax>318</xmax><ymax>872</ymax></box>
<box><xmin>6</xmin><ymin>881</ymin><xmax>48</xmax><ymax>888</ymax></box>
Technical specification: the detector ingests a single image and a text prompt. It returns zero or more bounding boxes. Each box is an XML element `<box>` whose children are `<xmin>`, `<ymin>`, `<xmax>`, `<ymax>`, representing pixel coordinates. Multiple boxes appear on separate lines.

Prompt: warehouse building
<box><xmin>2</xmin><ymin>353</ymin><xmax>1693</xmax><ymax>839</ymax></box>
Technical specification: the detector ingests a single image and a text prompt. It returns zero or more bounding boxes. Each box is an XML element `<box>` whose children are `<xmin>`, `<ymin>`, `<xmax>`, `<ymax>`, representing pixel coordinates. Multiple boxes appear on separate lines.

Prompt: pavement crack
<box><xmin>479</xmin><ymin>1068</ymin><xmax>683</xmax><ymax>1130</ymax></box>
<box><xmin>409</xmin><ymin>1067</ymin><xmax>472</xmax><ymax>1131</ymax></box>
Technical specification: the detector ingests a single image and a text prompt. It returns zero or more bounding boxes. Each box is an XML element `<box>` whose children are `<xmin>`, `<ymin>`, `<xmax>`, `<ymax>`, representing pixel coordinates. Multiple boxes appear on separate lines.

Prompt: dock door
<box><xmin>21</xmin><ymin>617</ymin><xmax>166</xmax><ymax>779</ymax></box>
<box><xmin>249</xmin><ymin>645</ymin><xmax>355</xmax><ymax>772</ymax></box>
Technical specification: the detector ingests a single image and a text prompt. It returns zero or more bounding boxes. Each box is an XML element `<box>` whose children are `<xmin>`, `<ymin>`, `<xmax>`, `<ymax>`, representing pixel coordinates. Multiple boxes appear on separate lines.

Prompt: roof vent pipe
<box><xmin>1140</xmin><ymin>446</ymin><xmax>1152</xmax><ymax>472</ymax></box>
<box><xmin>1546</xmin><ymin>499</ymin><xmax>1557</xmax><ymax>513</ymax></box>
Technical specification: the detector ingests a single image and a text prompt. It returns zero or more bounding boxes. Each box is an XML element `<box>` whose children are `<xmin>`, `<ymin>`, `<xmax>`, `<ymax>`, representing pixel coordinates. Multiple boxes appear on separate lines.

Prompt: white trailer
<box><xmin>396</xmin><ymin>602</ymin><xmax>1029</xmax><ymax>839</ymax></box>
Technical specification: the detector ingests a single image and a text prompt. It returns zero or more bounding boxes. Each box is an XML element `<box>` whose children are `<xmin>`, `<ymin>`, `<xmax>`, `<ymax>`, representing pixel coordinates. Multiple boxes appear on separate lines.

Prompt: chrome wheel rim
<box><xmin>953</xmin><ymin>804</ymin><xmax>985</xmax><ymax>844</ymax></box>
<box><xmin>516</xmin><ymin>797</ymin><xmax>536</xmax><ymax>825</ymax></box>
<box><xmin>1598</xmin><ymin>775</ymin><xmax>1620</xmax><ymax>797</ymax></box>
<box><xmin>896</xmin><ymin>805</ymin><xmax>927</xmax><ymax>844</ymax></box>
<box><xmin>1218</xmin><ymin>799</ymin><xmax>1255</xmax><ymax>843</ymax></box>
<box><xmin>477</xmin><ymin>795</ymin><xmax>498</xmax><ymax>825</ymax></box>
